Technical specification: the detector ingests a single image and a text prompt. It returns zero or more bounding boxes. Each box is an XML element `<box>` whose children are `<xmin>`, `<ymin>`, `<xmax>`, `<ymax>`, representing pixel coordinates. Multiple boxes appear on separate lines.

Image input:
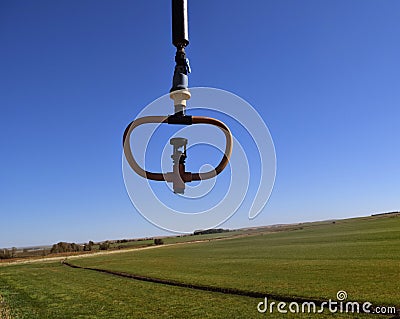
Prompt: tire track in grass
<box><xmin>62</xmin><ymin>260</ymin><xmax>399</xmax><ymax>318</ymax></box>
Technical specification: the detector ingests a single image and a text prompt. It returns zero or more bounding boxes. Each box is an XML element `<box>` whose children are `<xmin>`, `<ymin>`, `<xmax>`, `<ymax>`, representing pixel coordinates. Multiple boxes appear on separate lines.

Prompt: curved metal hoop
<box><xmin>191</xmin><ymin>116</ymin><xmax>232</xmax><ymax>181</ymax></box>
<box><xmin>123</xmin><ymin>115</ymin><xmax>233</xmax><ymax>182</ymax></box>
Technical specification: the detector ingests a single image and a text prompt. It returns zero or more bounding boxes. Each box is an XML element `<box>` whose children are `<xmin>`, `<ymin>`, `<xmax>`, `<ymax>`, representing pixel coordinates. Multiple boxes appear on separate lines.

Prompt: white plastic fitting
<box><xmin>170</xmin><ymin>89</ymin><xmax>191</xmax><ymax>113</ymax></box>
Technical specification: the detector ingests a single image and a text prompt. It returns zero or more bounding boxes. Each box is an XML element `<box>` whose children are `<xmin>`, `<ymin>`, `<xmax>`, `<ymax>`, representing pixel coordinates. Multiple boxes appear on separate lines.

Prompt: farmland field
<box><xmin>1</xmin><ymin>214</ymin><xmax>399</xmax><ymax>318</ymax></box>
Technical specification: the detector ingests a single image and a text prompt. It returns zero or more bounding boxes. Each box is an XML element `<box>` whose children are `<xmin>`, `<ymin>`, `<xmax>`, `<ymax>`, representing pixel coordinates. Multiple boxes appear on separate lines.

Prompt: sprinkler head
<box><xmin>170</xmin><ymin>137</ymin><xmax>188</xmax><ymax>194</ymax></box>
<box><xmin>170</xmin><ymin>137</ymin><xmax>187</xmax><ymax>164</ymax></box>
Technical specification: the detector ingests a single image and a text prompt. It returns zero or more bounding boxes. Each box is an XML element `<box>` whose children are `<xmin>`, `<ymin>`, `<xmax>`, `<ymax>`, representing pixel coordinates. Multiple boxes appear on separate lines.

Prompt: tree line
<box><xmin>2</xmin><ymin>237</ymin><xmax>167</xmax><ymax>259</ymax></box>
<box><xmin>50</xmin><ymin>241</ymin><xmax>99</xmax><ymax>253</ymax></box>
<box><xmin>193</xmin><ymin>228</ymin><xmax>229</xmax><ymax>235</ymax></box>
<box><xmin>0</xmin><ymin>247</ymin><xmax>17</xmax><ymax>259</ymax></box>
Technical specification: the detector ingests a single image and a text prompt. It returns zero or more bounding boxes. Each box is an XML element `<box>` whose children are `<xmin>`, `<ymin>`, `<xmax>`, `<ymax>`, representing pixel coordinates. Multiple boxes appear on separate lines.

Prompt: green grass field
<box><xmin>1</xmin><ymin>214</ymin><xmax>399</xmax><ymax>318</ymax></box>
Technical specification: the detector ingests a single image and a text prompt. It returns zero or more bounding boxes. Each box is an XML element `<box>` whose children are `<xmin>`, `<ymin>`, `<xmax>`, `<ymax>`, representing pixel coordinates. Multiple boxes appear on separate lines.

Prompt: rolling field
<box><xmin>1</xmin><ymin>214</ymin><xmax>399</xmax><ymax>318</ymax></box>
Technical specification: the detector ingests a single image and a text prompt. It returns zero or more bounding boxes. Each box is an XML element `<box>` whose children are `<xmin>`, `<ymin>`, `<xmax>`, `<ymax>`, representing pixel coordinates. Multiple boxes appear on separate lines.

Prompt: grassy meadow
<box><xmin>0</xmin><ymin>214</ymin><xmax>399</xmax><ymax>318</ymax></box>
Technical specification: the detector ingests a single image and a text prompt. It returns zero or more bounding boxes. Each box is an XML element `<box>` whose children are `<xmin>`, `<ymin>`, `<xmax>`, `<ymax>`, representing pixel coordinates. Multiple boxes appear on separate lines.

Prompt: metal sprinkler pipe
<box><xmin>122</xmin><ymin>0</ymin><xmax>233</xmax><ymax>195</ymax></box>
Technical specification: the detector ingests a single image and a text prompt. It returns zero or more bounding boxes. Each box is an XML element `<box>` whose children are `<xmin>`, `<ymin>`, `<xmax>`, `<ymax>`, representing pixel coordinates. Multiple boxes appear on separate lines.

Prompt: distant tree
<box><xmin>0</xmin><ymin>249</ymin><xmax>11</xmax><ymax>259</ymax></box>
<box><xmin>99</xmin><ymin>241</ymin><xmax>110</xmax><ymax>250</ymax></box>
<box><xmin>70</xmin><ymin>243</ymin><xmax>82</xmax><ymax>252</ymax></box>
<box><xmin>154</xmin><ymin>238</ymin><xmax>164</xmax><ymax>245</ymax></box>
<box><xmin>83</xmin><ymin>241</ymin><xmax>95</xmax><ymax>251</ymax></box>
<box><xmin>51</xmin><ymin>242</ymin><xmax>67</xmax><ymax>253</ymax></box>
<box><xmin>193</xmin><ymin>228</ymin><xmax>229</xmax><ymax>235</ymax></box>
<box><xmin>50</xmin><ymin>242</ymin><xmax>82</xmax><ymax>254</ymax></box>
<box><xmin>11</xmin><ymin>247</ymin><xmax>17</xmax><ymax>258</ymax></box>
<box><xmin>60</xmin><ymin>242</ymin><xmax>69</xmax><ymax>252</ymax></box>
<box><xmin>50</xmin><ymin>244</ymin><xmax>57</xmax><ymax>254</ymax></box>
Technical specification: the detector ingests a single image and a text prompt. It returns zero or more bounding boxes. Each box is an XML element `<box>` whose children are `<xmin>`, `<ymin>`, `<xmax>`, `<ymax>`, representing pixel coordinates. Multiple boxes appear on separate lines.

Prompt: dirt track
<box><xmin>0</xmin><ymin>239</ymin><xmax>213</xmax><ymax>267</ymax></box>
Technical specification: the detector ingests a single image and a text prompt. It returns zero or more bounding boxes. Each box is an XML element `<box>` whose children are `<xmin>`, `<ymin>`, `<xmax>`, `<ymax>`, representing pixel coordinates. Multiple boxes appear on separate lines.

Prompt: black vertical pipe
<box><xmin>172</xmin><ymin>0</ymin><xmax>189</xmax><ymax>48</ymax></box>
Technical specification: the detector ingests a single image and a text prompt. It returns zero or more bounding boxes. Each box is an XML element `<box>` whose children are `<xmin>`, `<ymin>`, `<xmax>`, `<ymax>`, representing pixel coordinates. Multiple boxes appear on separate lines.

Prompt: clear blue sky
<box><xmin>1</xmin><ymin>0</ymin><xmax>399</xmax><ymax>248</ymax></box>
